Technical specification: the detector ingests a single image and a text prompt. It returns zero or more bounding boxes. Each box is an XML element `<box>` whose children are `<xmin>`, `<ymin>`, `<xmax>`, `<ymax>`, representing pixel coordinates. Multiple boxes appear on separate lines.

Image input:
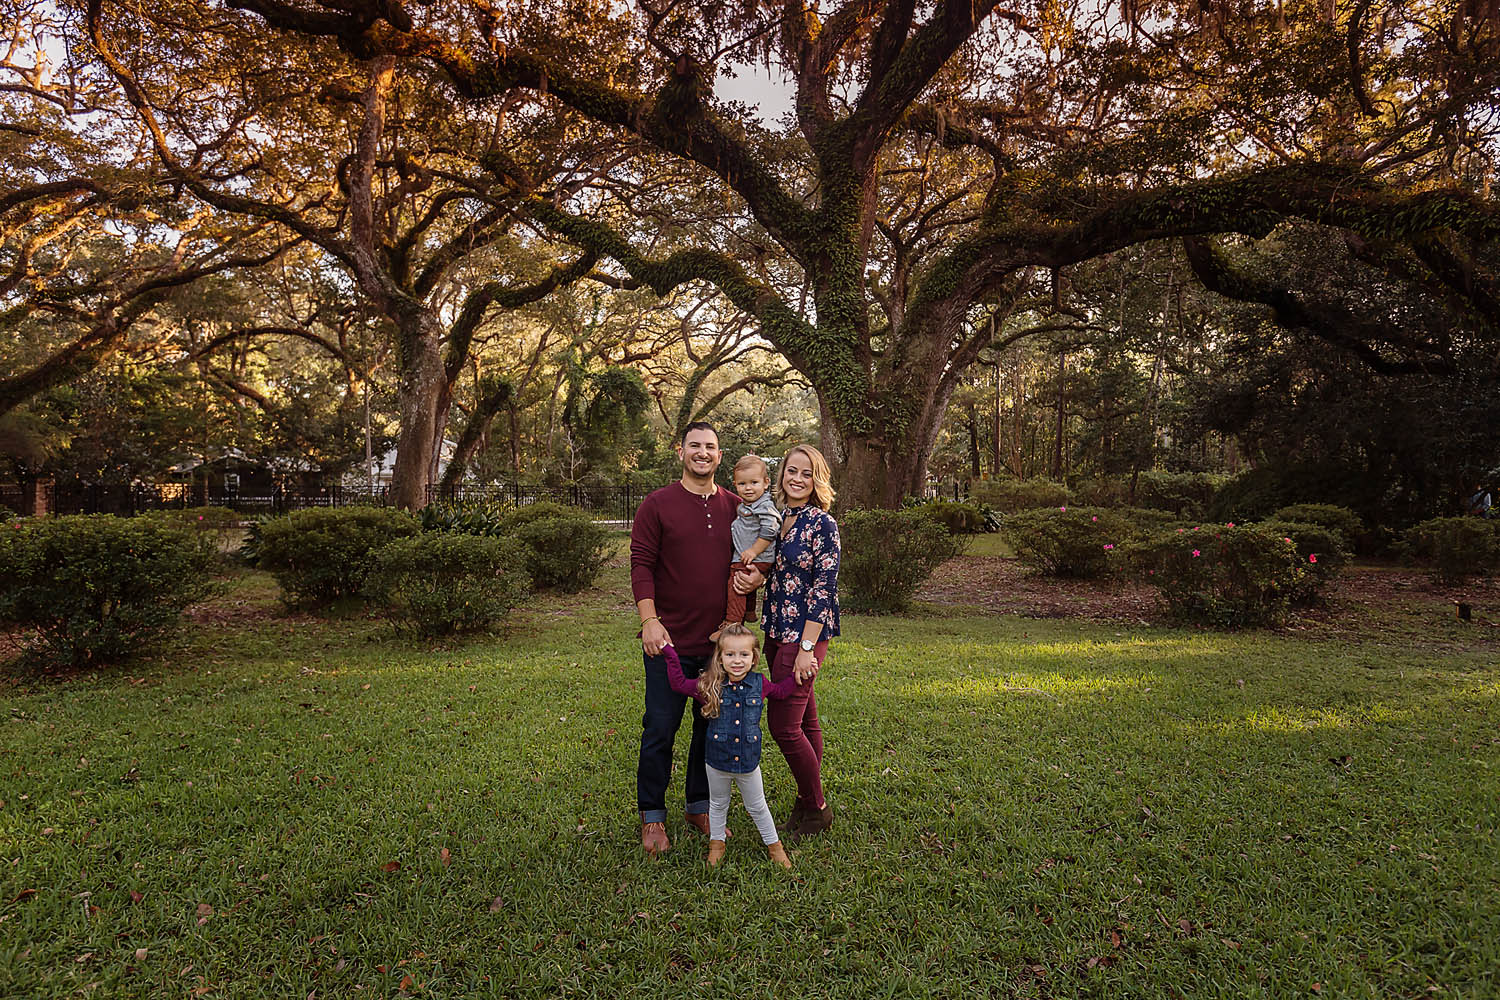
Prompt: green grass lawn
<box><xmin>2</xmin><ymin>563</ymin><xmax>1497</xmax><ymax>998</ymax></box>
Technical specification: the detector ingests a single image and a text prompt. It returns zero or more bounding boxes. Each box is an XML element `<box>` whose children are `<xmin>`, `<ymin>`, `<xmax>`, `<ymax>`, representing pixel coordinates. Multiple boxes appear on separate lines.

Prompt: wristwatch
<box><xmin>799</xmin><ymin>638</ymin><xmax>815</xmax><ymax>652</ymax></box>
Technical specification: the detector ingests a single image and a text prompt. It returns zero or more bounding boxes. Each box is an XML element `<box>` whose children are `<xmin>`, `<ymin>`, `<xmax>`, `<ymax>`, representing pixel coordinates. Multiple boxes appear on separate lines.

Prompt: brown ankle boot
<box><xmin>707</xmin><ymin>840</ymin><xmax>726</xmax><ymax>867</ymax></box>
<box><xmin>641</xmin><ymin>820</ymin><xmax>670</xmax><ymax>857</ymax></box>
<box><xmin>767</xmin><ymin>841</ymin><xmax>792</xmax><ymax>869</ymax></box>
<box><xmin>792</xmin><ymin>804</ymin><xmax>833</xmax><ymax>841</ymax></box>
<box><xmin>779</xmin><ymin>802</ymin><xmax>809</xmax><ymax>834</ymax></box>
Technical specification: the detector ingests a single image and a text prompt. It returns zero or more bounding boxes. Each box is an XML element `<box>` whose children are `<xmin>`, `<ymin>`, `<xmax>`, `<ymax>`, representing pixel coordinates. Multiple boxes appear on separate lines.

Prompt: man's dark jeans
<box><xmin>637</xmin><ymin>651</ymin><xmax>710</xmax><ymax>823</ymax></box>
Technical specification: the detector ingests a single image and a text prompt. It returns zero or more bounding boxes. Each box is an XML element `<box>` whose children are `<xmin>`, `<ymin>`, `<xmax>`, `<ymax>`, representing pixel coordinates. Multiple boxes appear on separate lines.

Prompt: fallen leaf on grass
<box><xmin>1110</xmin><ymin>930</ymin><xmax>1122</xmax><ymax>948</ymax></box>
<box><xmin>488</xmin><ymin>896</ymin><xmax>505</xmax><ymax>913</ymax></box>
<box><xmin>134</xmin><ymin>948</ymin><xmax>147</xmax><ymax>962</ymax></box>
<box><xmin>129</xmin><ymin>891</ymin><xmax>143</xmax><ymax>903</ymax></box>
<box><xmin>439</xmin><ymin>848</ymin><xmax>451</xmax><ymax>867</ymax></box>
<box><xmin>398</xmin><ymin>974</ymin><xmax>414</xmax><ymax>991</ymax></box>
<box><xmin>9</xmin><ymin>889</ymin><xmax>36</xmax><ymax>903</ymax></box>
<box><xmin>1178</xmin><ymin>918</ymin><xmax>1192</xmax><ymax>935</ymax></box>
<box><xmin>381</xmin><ymin>861</ymin><xmax>401</xmax><ymax>873</ymax></box>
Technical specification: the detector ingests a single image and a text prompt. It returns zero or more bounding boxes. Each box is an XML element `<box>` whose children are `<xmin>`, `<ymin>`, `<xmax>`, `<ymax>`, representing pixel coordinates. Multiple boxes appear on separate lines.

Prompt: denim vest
<box><xmin>705</xmin><ymin>672</ymin><xmax>766</xmax><ymax>773</ymax></box>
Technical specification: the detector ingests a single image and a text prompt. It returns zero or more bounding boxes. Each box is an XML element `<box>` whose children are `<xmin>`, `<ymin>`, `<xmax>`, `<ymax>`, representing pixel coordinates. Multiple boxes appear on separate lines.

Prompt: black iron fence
<box><xmin>428</xmin><ymin>482</ymin><xmax>671</xmax><ymax>527</ymax></box>
<box><xmin>38</xmin><ymin>482</ymin><xmax>394</xmax><ymax>516</ymax></box>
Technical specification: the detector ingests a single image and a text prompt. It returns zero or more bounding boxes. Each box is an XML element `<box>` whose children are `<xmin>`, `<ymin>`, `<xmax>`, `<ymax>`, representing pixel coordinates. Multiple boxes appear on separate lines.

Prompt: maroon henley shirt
<box><xmin>630</xmin><ymin>482</ymin><xmax>739</xmax><ymax>657</ymax></box>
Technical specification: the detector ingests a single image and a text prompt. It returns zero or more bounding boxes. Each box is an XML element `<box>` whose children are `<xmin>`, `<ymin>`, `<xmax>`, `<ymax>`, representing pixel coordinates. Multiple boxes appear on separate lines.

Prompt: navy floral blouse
<box><xmin>761</xmin><ymin>505</ymin><xmax>841</xmax><ymax>644</ymax></box>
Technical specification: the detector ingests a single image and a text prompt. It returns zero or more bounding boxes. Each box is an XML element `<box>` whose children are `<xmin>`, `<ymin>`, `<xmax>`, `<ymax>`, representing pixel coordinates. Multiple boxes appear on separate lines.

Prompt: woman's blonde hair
<box><xmin>778</xmin><ymin>444</ymin><xmax>836</xmax><ymax>510</ymax></box>
<box><xmin>699</xmin><ymin>623</ymin><xmax>760</xmax><ymax>718</ymax></box>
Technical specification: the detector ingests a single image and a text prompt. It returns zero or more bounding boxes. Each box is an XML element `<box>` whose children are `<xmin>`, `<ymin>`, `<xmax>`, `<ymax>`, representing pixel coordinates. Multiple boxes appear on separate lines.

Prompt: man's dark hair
<box><xmin>680</xmin><ymin>421</ymin><xmax>718</xmax><ymax>444</ymax></box>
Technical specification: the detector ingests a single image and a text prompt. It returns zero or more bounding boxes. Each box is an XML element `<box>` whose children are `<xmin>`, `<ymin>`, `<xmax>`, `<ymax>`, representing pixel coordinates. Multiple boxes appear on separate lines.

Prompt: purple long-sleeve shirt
<box><xmin>663</xmin><ymin>645</ymin><xmax>801</xmax><ymax>703</ymax></box>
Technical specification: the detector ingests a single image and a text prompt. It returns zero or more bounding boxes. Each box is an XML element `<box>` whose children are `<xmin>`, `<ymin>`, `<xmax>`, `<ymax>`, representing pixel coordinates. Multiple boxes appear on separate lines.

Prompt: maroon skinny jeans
<box><xmin>764</xmin><ymin>636</ymin><xmax>829</xmax><ymax>811</ymax></box>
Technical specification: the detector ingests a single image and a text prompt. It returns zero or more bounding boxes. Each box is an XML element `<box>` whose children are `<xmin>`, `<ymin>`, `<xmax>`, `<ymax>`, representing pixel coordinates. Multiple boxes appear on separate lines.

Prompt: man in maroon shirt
<box><xmin>631</xmin><ymin>421</ymin><xmax>741</xmax><ymax>856</ymax></box>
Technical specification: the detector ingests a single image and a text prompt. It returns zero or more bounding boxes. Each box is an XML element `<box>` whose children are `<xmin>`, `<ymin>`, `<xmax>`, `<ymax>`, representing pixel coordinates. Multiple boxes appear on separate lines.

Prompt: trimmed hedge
<box><xmin>840</xmin><ymin>508</ymin><xmax>966</xmax><ymax>614</ymax></box>
<box><xmin>971</xmin><ymin>477</ymin><xmax>1072</xmax><ymax>513</ymax></box>
<box><xmin>1271</xmin><ymin>504</ymin><xmax>1366</xmax><ymax>550</ymax></box>
<box><xmin>1400</xmin><ymin>517</ymin><xmax>1500</xmax><ymax>585</ymax></box>
<box><xmin>507</xmin><ymin>508</ymin><xmax>613</xmax><ymax>592</ymax></box>
<box><xmin>255</xmin><ymin>506</ymin><xmax>419</xmax><ymax>608</ymax></box>
<box><xmin>999</xmin><ymin>506</ymin><xmax>1134</xmax><ymax>578</ymax></box>
<box><xmin>0</xmin><ymin>515</ymin><xmax>217</xmax><ymax>667</ymax></box>
<box><xmin>1128</xmin><ymin>524</ymin><xmax>1307</xmax><ymax>626</ymax></box>
<box><xmin>910</xmin><ymin>500</ymin><xmax>989</xmax><ymax>534</ymax></box>
<box><xmin>366</xmin><ymin>533</ymin><xmax>531</xmax><ymax>636</ymax></box>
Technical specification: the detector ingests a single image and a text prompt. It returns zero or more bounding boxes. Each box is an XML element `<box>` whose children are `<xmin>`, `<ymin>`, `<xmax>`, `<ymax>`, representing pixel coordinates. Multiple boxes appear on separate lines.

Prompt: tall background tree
<box><xmin>223</xmin><ymin>0</ymin><xmax>1498</xmax><ymax>508</ymax></box>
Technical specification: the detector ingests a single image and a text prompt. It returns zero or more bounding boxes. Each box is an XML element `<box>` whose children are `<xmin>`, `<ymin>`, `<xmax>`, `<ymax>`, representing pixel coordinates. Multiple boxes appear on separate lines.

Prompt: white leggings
<box><xmin>706</xmin><ymin>764</ymin><xmax>780</xmax><ymax>845</ymax></box>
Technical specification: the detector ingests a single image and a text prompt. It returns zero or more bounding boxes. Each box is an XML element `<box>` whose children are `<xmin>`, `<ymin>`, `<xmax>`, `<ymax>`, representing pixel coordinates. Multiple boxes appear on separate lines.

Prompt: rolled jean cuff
<box><xmin>685</xmin><ymin>799</ymin><xmax>710</xmax><ymax>816</ymax></box>
<box><xmin>639</xmin><ymin>808</ymin><xmax>668</xmax><ymax>824</ymax></box>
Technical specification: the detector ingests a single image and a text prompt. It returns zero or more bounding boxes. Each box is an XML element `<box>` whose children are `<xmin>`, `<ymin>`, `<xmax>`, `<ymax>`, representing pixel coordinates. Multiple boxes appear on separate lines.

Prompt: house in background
<box><xmin>344</xmin><ymin>439</ymin><xmax>457</xmax><ymax>490</ymax></box>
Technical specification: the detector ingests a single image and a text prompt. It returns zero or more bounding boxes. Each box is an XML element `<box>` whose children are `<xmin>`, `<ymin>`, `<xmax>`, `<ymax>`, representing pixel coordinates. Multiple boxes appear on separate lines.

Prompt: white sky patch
<box><xmin>715</xmin><ymin>63</ymin><xmax>795</xmax><ymax>123</ymax></box>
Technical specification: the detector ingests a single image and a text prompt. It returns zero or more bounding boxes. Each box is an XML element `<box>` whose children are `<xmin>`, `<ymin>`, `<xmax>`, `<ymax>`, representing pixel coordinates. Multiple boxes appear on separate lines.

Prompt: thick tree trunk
<box><xmin>388</xmin><ymin>320</ymin><xmax>445</xmax><ymax>510</ymax></box>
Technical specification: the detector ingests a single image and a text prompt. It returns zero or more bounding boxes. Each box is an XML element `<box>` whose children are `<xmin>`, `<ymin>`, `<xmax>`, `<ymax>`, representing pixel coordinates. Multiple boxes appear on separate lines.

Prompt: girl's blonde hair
<box><xmin>778</xmin><ymin>444</ymin><xmax>836</xmax><ymax>510</ymax></box>
<box><xmin>699</xmin><ymin>623</ymin><xmax>760</xmax><ymax>718</ymax></box>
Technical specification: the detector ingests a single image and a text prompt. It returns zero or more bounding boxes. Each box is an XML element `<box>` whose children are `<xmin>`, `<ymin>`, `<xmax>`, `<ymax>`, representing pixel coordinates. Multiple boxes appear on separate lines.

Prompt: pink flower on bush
<box><xmin>1227</xmin><ymin>522</ymin><xmax>1235</xmax><ymax>527</ymax></box>
<box><xmin>1091</xmin><ymin>515</ymin><xmax>1098</xmax><ymax>522</ymax></box>
<box><xmin>1192</xmin><ymin>549</ymin><xmax>1201</xmax><ymax>557</ymax></box>
<box><xmin>1148</xmin><ymin>568</ymin><xmax>1155</xmax><ymax>575</ymax></box>
<box><xmin>197</xmin><ymin>515</ymin><xmax>204</xmax><ymax>521</ymax></box>
<box><xmin>1283</xmin><ymin>537</ymin><xmax>1293</xmax><ymax>544</ymax></box>
<box><xmin>1060</xmin><ymin>506</ymin><xmax>1067</xmax><ymax>512</ymax></box>
<box><xmin>1103</xmin><ymin>543</ymin><xmax>1114</xmax><ymax>551</ymax></box>
<box><xmin>1309</xmin><ymin>553</ymin><xmax>1318</xmax><ymax>564</ymax></box>
<box><xmin>1192</xmin><ymin>525</ymin><xmax>1200</xmax><ymax>531</ymax></box>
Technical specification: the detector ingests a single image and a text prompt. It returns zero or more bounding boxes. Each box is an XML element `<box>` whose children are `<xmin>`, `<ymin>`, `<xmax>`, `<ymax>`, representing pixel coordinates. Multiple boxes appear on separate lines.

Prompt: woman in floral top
<box><xmin>758</xmin><ymin>444</ymin><xmax>841</xmax><ymax>840</ymax></box>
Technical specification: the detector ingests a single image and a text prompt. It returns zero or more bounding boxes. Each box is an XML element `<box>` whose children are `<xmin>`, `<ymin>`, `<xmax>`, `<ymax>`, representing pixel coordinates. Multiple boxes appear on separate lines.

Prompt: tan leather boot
<box><xmin>767</xmin><ymin>841</ymin><xmax>792</xmax><ymax>869</ymax></box>
<box><xmin>641</xmin><ymin>820</ymin><xmax>670</xmax><ymax>857</ymax></box>
<box><xmin>707</xmin><ymin>840</ymin><xmax>727</xmax><ymax>867</ymax></box>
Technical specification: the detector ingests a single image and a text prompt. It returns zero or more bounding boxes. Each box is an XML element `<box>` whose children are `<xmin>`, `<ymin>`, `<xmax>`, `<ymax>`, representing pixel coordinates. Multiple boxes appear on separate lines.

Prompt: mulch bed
<box><xmin>917</xmin><ymin>554</ymin><xmax>1500</xmax><ymax>650</ymax></box>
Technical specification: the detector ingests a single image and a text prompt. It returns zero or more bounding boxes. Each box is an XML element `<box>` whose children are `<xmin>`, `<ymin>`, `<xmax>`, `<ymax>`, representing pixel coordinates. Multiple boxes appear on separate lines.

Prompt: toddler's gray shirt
<box><xmin>731</xmin><ymin>492</ymin><xmax>782</xmax><ymax>561</ymax></box>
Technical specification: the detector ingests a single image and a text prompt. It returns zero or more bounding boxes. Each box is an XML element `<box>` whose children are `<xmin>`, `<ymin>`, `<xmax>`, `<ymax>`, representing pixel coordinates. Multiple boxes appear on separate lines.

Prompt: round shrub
<box><xmin>999</xmin><ymin>506</ymin><xmax>1134</xmax><ymax>578</ymax></box>
<box><xmin>1128</xmin><ymin>523</ymin><xmax>1306</xmax><ymax>626</ymax></box>
<box><xmin>1399</xmin><ymin>517</ymin><xmax>1500</xmax><ymax>585</ymax></box>
<box><xmin>911</xmin><ymin>500</ymin><xmax>988</xmax><ymax>534</ymax></box>
<box><xmin>141</xmin><ymin>506</ymin><xmax>243</xmax><ymax>530</ymax></box>
<box><xmin>1131</xmin><ymin>471</ymin><xmax>1224</xmax><ymax>517</ymax></box>
<box><xmin>1271</xmin><ymin>504</ymin><xmax>1366</xmax><ymax>550</ymax></box>
<box><xmin>500</xmin><ymin>501</ymin><xmax>583</xmax><ymax>532</ymax></box>
<box><xmin>840</xmin><ymin>508</ymin><xmax>967</xmax><ymax>614</ymax></box>
<box><xmin>366</xmin><ymin>533</ymin><xmax>531</xmax><ymax>636</ymax></box>
<box><xmin>1114</xmin><ymin>506</ymin><xmax>1182</xmax><ymax>533</ymax></box>
<box><xmin>255</xmin><ymin>506</ymin><xmax>418</xmax><ymax>608</ymax></box>
<box><xmin>1259</xmin><ymin>519</ymin><xmax>1350</xmax><ymax>606</ymax></box>
<box><xmin>971</xmin><ymin>477</ymin><xmax>1071</xmax><ymax>513</ymax></box>
<box><xmin>0</xmin><ymin>515</ymin><xmax>217</xmax><ymax>667</ymax></box>
<box><xmin>509</xmin><ymin>510</ymin><xmax>613</xmax><ymax>592</ymax></box>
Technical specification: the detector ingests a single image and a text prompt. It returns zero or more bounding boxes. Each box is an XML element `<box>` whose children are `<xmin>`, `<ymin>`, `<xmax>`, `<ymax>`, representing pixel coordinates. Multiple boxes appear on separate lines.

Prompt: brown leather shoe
<box><xmin>791</xmin><ymin>804</ymin><xmax>833</xmax><ymax>841</ymax></box>
<box><xmin>641</xmin><ymin>820</ymin><xmax>670</xmax><ymax>857</ymax></box>
<box><xmin>684</xmin><ymin>811</ymin><xmax>729</xmax><ymax>840</ymax></box>
<box><xmin>706</xmin><ymin>840</ymin><xmax>726</xmax><ymax>867</ymax></box>
<box><xmin>767</xmin><ymin>841</ymin><xmax>792</xmax><ymax>869</ymax></box>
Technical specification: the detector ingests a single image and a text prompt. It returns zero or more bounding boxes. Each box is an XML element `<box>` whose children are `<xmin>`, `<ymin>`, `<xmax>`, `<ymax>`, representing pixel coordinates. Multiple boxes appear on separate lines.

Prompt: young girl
<box><xmin>664</xmin><ymin>624</ymin><xmax>800</xmax><ymax>869</ymax></box>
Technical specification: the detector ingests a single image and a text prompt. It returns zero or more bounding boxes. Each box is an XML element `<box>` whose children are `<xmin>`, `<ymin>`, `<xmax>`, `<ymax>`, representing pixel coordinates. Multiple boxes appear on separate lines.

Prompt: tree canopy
<box><xmin>2</xmin><ymin>0</ymin><xmax>1497</xmax><ymax>510</ymax></box>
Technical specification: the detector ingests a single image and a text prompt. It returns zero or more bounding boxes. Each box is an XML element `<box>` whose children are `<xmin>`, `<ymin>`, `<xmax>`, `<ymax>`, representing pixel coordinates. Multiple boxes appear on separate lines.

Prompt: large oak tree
<box><xmin>223</xmin><ymin>0</ymin><xmax>1498</xmax><ymax>508</ymax></box>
